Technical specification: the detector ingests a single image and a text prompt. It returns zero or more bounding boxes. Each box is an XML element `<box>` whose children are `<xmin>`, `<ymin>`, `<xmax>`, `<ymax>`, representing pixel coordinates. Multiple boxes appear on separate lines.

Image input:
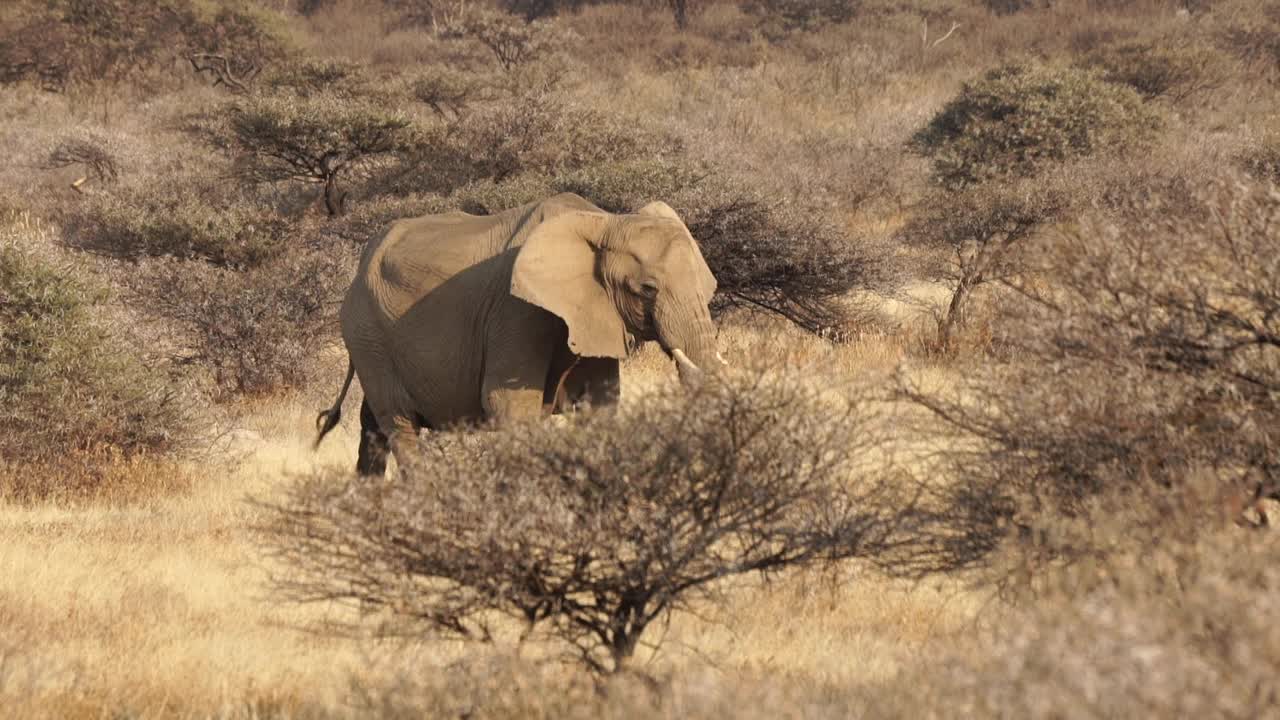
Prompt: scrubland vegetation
<box><xmin>2</xmin><ymin>0</ymin><xmax>1279</xmax><ymax>716</ymax></box>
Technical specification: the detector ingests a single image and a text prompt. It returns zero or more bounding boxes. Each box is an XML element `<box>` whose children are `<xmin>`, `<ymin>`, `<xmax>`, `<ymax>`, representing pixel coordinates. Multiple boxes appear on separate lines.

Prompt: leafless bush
<box><xmin>43</xmin><ymin>132</ymin><xmax>121</xmax><ymax>185</ymax></box>
<box><xmin>898</xmin><ymin>175</ymin><xmax>1280</xmax><ymax>575</ymax></box>
<box><xmin>130</xmin><ymin>249</ymin><xmax>352</xmax><ymax>397</ymax></box>
<box><xmin>1079</xmin><ymin>34</ymin><xmax>1232</xmax><ymax>104</ymax></box>
<box><xmin>897</xmin><ymin>170</ymin><xmax>1081</xmax><ymax>348</ymax></box>
<box><xmin>261</xmin><ymin>370</ymin><xmax>924</xmax><ymax>675</ymax></box>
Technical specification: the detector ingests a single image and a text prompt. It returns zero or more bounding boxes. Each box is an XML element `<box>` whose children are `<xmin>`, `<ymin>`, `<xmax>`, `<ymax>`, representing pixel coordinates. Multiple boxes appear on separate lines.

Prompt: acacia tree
<box><xmin>224</xmin><ymin>94</ymin><xmax>416</xmax><ymax>216</ymax></box>
<box><xmin>260</xmin><ymin>371</ymin><xmax>925</xmax><ymax>675</ymax></box>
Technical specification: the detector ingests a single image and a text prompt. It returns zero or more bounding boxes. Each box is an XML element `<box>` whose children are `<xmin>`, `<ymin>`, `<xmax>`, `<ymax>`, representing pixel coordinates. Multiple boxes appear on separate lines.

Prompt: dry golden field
<box><xmin>1</xmin><ymin>323</ymin><xmax>985</xmax><ymax>718</ymax></box>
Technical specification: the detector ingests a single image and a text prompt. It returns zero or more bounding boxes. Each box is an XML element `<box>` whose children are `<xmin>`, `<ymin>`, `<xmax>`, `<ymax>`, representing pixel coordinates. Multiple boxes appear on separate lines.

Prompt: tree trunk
<box><xmin>323</xmin><ymin>172</ymin><xmax>344</xmax><ymax>217</ymax></box>
<box><xmin>669</xmin><ymin>0</ymin><xmax>688</xmax><ymax>29</ymax></box>
<box><xmin>939</xmin><ymin>269</ymin><xmax>978</xmax><ymax>350</ymax></box>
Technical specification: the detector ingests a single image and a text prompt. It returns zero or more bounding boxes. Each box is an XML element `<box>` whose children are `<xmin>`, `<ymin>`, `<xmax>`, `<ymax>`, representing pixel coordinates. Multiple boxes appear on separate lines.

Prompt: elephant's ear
<box><xmin>511</xmin><ymin>211</ymin><xmax>628</xmax><ymax>359</ymax></box>
<box><xmin>636</xmin><ymin>201</ymin><xmax>718</xmax><ymax>300</ymax></box>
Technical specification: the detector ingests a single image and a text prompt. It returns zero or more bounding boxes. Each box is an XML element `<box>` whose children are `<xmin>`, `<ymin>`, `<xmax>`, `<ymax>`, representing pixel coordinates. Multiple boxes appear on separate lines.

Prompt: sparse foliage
<box><xmin>220</xmin><ymin>93</ymin><xmax>417</xmax><ymax>216</ymax></box>
<box><xmin>1080</xmin><ymin>36</ymin><xmax>1231</xmax><ymax>103</ymax></box>
<box><xmin>676</xmin><ymin>177</ymin><xmax>898</xmax><ymax>334</ymax></box>
<box><xmin>130</xmin><ymin>249</ymin><xmax>351</xmax><ymax>397</ymax></box>
<box><xmin>900</xmin><ymin>173</ymin><xmax>1077</xmax><ymax>348</ymax></box>
<box><xmin>899</xmin><ymin>176</ymin><xmax>1280</xmax><ymax>574</ymax></box>
<box><xmin>0</xmin><ymin>0</ymin><xmax>287</xmax><ymax>92</ymax></box>
<box><xmin>446</xmin><ymin>9</ymin><xmax>567</xmax><ymax>71</ymax></box>
<box><xmin>262</xmin><ymin>370</ymin><xmax>919</xmax><ymax>675</ymax></box>
<box><xmin>410</xmin><ymin>65</ymin><xmax>481</xmax><ymax>119</ymax></box>
<box><xmin>43</xmin><ymin>132</ymin><xmax>121</xmax><ymax>184</ymax></box>
<box><xmin>65</xmin><ymin>182</ymin><xmax>291</xmax><ymax>269</ymax></box>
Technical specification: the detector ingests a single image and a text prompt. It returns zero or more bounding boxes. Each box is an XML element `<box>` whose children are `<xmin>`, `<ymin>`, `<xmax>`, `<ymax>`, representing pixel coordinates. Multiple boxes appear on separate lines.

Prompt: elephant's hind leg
<box><xmin>356</xmin><ymin>399</ymin><xmax>390</xmax><ymax>477</ymax></box>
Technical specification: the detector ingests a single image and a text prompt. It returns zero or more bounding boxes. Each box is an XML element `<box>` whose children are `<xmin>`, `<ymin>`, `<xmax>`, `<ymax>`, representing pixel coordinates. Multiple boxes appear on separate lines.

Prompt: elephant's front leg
<box><xmin>481</xmin><ymin>324</ymin><xmax>558</xmax><ymax>426</ymax></box>
<box><xmin>482</xmin><ymin>368</ymin><xmax>552</xmax><ymax>423</ymax></box>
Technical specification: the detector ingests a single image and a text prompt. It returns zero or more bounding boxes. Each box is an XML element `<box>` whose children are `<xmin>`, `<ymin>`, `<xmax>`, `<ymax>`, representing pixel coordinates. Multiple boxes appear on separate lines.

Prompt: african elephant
<box><xmin>314</xmin><ymin>192</ymin><xmax>723</xmax><ymax>476</ymax></box>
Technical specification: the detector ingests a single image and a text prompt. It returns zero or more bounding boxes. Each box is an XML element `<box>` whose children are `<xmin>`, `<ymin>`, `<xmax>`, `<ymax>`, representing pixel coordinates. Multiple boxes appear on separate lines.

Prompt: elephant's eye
<box><xmin>631</xmin><ymin>279</ymin><xmax>659</xmax><ymax>299</ymax></box>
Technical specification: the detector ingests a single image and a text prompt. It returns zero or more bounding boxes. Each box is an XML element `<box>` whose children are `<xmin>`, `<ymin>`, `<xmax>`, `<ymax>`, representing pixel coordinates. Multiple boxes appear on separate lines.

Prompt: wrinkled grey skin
<box><xmin>315</xmin><ymin>193</ymin><xmax>721</xmax><ymax>476</ymax></box>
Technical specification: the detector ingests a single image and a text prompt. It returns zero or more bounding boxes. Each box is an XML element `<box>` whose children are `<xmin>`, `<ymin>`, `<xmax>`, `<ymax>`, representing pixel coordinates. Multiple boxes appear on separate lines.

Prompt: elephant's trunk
<box><xmin>655</xmin><ymin>295</ymin><xmax>722</xmax><ymax>388</ymax></box>
<box><xmin>665</xmin><ymin>326</ymin><xmax>723</xmax><ymax>388</ymax></box>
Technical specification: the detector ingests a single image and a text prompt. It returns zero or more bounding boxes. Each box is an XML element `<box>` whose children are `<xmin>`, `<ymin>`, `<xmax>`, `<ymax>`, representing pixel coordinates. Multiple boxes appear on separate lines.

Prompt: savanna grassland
<box><xmin>2</xmin><ymin>0</ymin><xmax>1280</xmax><ymax>717</ymax></box>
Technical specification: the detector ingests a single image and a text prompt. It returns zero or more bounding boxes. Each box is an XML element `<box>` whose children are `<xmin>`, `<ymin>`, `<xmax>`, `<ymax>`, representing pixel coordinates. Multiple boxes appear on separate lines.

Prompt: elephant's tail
<box><xmin>314</xmin><ymin>360</ymin><xmax>355</xmax><ymax>450</ymax></box>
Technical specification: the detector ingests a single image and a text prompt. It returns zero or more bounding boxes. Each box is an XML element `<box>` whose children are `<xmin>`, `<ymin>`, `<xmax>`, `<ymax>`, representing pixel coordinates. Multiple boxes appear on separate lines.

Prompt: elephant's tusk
<box><xmin>672</xmin><ymin>348</ymin><xmax>703</xmax><ymax>377</ymax></box>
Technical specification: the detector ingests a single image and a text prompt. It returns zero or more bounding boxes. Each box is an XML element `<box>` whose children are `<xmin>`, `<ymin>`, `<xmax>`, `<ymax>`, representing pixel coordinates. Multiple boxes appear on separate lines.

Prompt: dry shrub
<box><xmin>1079</xmin><ymin>33</ymin><xmax>1232</xmax><ymax>103</ymax></box>
<box><xmin>742</xmin><ymin>0</ymin><xmax>860</xmax><ymax>34</ymax></box>
<box><xmin>442</xmin><ymin>7</ymin><xmax>572</xmax><ymax>71</ymax></box>
<box><xmin>64</xmin><ymin>180</ymin><xmax>292</xmax><ymax>269</ymax></box>
<box><xmin>1208</xmin><ymin>0</ymin><xmax>1280</xmax><ymax>73</ymax></box>
<box><xmin>898</xmin><ymin>168</ymin><xmax>1085</xmax><ymax>348</ymax></box>
<box><xmin>261</xmin><ymin>369</ymin><xmax>922</xmax><ymax>675</ymax></box>
<box><xmin>456</xmin><ymin>88</ymin><xmax>673</xmax><ymax>183</ymax></box>
<box><xmin>1243</xmin><ymin>125</ymin><xmax>1280</xmax><ymax>183</ymax></box>
<box><xmin>911</xmin><ymin>61</ymin><xmax>1161</xmax><ymax>188</ymax></box>
<box><xmin>863</xmin><ymin>529</ymin><xmax>1280</xmax><ymax>718</ymax></box>
<box><xmin>216</xmin><ymin>92</ymin><xmax>419</xmax><ymax>216</ymax></box>
<box><xmin>41</xmin><ymin>130</ymin><xmax>122</xmax><ymax>184</ymax></box>
<box><xmin>900</xmin><ymin>175</ymin><xmax>1280</xmax><ymax>575</ymax></box>
<box><xmin>0</xmin><ymin>218</ymin><xmax>190</xmax><ymax>499</ymax></box>
<box><xmin>130</xmin><ymin>249</ymin><xmax>352</xmax><ymax>397</ymax></box>
<box><xmin>676</xmin><ymin>176</ymin><xmax>899</xmax><ymax>333</ymax></box>
<box><xmin>0</xmin><ymin>0</ymin><xmax>289</xmax><ymax>92</ymax></box>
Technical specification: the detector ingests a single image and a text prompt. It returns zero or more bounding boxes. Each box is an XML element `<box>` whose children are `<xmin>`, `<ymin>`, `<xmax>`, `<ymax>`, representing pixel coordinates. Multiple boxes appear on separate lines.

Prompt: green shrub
<box><xmin>911</xmin><ymin>62</ymin><xmax>1161</xmax><ymax>187</ymax></box>
<box><xmin>1080</xmin><ymin>36</ymin><xmax>1230</xmax><ymax>103</ymax></box>
<box><xmin>66</xmin><ymin>183</ymin><xmax>291</xmax><ymax>269</ymax></box>
<box><xmin>0</xmin><ymin>218</ymin><xmax>189</xmax><ymax>492</ymax></box>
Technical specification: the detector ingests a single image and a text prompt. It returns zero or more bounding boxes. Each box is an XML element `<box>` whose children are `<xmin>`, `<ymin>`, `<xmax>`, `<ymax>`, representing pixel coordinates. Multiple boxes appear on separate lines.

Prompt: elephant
<box><xmin>313</xmin><ymin>192</ymin><xmax>724</xmax><ymax>476</ymax></box>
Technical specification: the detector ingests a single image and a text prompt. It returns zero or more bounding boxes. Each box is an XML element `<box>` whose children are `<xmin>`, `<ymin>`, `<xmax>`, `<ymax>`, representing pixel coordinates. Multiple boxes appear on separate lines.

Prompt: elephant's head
<box><xmin>511</xmin><ymin>201</ymin><xmax>723</xmax><ymax>384</ymax></box>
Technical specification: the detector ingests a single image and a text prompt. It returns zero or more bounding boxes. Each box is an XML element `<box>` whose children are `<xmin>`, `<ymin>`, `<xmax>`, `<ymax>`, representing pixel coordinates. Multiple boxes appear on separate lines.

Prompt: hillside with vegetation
<box><xmin>1</xmin><ymin>0</ymin><xmax>1278</xmax><ymax>716</ymax></box>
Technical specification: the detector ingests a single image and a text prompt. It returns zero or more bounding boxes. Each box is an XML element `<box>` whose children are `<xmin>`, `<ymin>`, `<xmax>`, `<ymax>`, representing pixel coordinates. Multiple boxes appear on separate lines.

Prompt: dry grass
<box><xmin>0</xmin><ymin>324</ymin><xmax>981</xmax><ymax>718</ymax></box>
